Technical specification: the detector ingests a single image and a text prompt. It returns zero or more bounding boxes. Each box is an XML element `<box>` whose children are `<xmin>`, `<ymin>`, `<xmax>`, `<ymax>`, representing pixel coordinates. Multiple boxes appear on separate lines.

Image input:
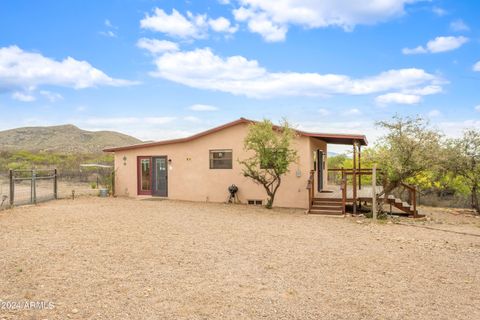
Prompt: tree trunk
<box><xmin>266</xmin><ymin>195</ymin><xmax>274</xmax><ymax>209</ymax></box>
<box><xmin>265</xmin><ymin>182</ymin><xmax>279</xmax><ymax>209</ymax></box>
<box><xmin>376</xmin><ymin>182</ymin><xmax>398</xmax><ymax>214</ymax></box>
<box><xmin>472</xmin><ymin>186</ymin><xmax>479</xmax><ymax>214</ymax></box>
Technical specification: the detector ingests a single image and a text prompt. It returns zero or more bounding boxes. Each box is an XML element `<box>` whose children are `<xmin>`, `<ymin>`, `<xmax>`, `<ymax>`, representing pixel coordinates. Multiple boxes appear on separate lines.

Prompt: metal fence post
<box><xmin>54</xmin><ymin>169</ymin><xmax>58</xmax><ymax>199</ymax></box>
<box><xmin>111</xmin><ymin>170</ymin><xmax>115</xmax><ymax>197</ymax></box>
<box><xmin>32</xmin><ymin>170</ymin><xmax>37</xmax><ymax>204</ymax></box>
<box><xmin>9</xmin><ymin>169</ymin><xmax>14</xmax><ymax>207</ymax></box>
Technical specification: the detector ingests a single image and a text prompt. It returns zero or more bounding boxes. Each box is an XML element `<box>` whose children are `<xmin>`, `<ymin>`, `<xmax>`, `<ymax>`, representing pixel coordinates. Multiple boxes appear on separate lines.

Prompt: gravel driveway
<box><xmin>0</xmin><ymin>197</ymin><xmax>479</xmax><ymax>319</ymax></box>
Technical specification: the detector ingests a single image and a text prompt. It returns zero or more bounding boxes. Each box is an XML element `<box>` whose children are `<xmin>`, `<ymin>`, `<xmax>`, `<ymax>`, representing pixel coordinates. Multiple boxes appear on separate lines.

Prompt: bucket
<box><xmin>99</xmin><ymin>188</ymin><xmax>109</xmax><ymax>197</ymax></box>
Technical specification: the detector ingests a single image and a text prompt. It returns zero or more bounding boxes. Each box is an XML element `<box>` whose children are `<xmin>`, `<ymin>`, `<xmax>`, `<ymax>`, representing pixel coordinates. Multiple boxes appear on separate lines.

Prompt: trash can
<box><xmin>99</xmin><ymin>188</ymin><xmax>109</xmax><ymax>197</ymax></box>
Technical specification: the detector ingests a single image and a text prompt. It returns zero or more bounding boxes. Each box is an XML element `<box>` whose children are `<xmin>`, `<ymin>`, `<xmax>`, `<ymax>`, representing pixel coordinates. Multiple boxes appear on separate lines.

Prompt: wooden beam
<box><xmin>358</xmin><ymin>145</ymin><xmax>362</xmax><ymax>190</ymax></box>
<box><xmin>372</xmin><ymin>164</ymin><xmax>377</xmax><ymax>221</ymax></box>
<box><xmin>352</xmin><ymin>142</ymin><xmax>357</xmax><ymax>215</ymax></box>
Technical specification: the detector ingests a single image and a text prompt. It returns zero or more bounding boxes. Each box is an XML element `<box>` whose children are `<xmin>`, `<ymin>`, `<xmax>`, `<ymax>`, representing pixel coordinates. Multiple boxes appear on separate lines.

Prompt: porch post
<box><xmin>372</xmin><ymin>164</ymin><xmax>377</xmax><ymax>221</ymax></box>
<box><xmin>352</xmin><ymin>141</ymin><xmax>357</xmax><ymax>215</ymax></box>
<box><xmin>358</xmin><ymin>145</ymin><xmax>362</xmax><ymax>190</ymax></box>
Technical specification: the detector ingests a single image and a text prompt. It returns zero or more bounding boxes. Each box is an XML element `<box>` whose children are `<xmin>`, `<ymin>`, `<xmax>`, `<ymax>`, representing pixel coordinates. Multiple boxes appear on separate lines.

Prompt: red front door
<box><xmin>137</xmin><ymin>156</ymin><xmax>152</xmax><ymax>195</ymax></box>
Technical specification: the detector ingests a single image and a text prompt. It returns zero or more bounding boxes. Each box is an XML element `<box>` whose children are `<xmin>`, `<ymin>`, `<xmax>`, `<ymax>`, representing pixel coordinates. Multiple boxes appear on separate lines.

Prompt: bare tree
<box><xmin>239</xmin><ymin>119</ymin><xmax>297</xmax><ymax>209</ymax></box>
<box><xmin>444</xmin><ymin>129</ymin><xmax>480</xmax><ymax>213</ymax></box>
<box><xmin>368</xmin><ymin>116</ymin><xmax>442</xmax><ymax>209</ymax></box>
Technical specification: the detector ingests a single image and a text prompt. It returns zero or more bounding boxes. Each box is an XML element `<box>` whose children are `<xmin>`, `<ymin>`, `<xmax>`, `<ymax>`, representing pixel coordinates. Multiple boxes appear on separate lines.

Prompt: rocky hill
<box><xmin>0</xmin><ymin>124</ymin><xmax>142</xmax><ymax>153</ymax></box>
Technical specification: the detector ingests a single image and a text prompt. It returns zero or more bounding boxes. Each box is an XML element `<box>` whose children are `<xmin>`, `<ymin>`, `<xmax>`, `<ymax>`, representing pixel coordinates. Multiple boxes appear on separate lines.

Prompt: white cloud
<box><xmin>150</xmin><ymin>47</ymin><xmax>443</xmax><ymax>99</ymax></box>
<box><xmin>85</xmin><ymin>117</ymin><xmax>176</xmax><ymax>126</ymax></box>
<box><xmin>475</xmin><ymin>105</ymin><xmax>480</xmax><ymax>112</ymax></box>
<box><xmin>438</xmin><ymin>120</ymin><xmax>480</xmax><ymax>138</ymax></box>
<box><xmin>39</xmin><ymin>90</ymin><xmax>63</xmax><ymax>102</ymax></box>
<box><xmin>432</xmin><ymin>7</ymin><xmax>447</xmax><ymax>17</ymax></box>
<box><xmin>140</xmin><ymin>8</ymin><xmax>237</xmax><ymax>39</ymax></box>
<box><xmin>0</xmin><ymin>46</ymin><xmax>134</xmax><ymax>97</ymax></box>
<box><xmin>450</xmin><ymin>19</ymin><xmax>469</xmax><ymax>32</ymax></box>
<box><xmin>99</xmin><ymin>30</ymin><xmax>117</xmax><ymax>38</ymax></box>
<box><xmin>403</xmin><ymin>36</ymin><xmax>469</xmax><ymax>54</ymax></box>
<box><xmin>234</xmin><ymin>7</ymin><xmax>287</xmax><ymax>42</ymax></box>
<box><xmin>232</xmin><ymin>0</ymin><xmax>421</xmax><ymax>41</ymax></box>
<box><xmin>137</xmin><ymin>38</ymin><xmax>179</xmax><ymax>54</ymax></box>
<box><xmin>184</xmin><ymin>116</ymin><xmax>202</xmax><ymax>123</ymax></box>
<box><xmin>100</xmin><ymin>19</ymin><xmax>118</xmax><ymax>38</ymax></box>
<box><xmin>375</xmin><ymin>85</ymin><xmax>442</xmax><ymax>105</ymax></box>
<box><xmin>86</xmin><ymin>117</ymin><xmax>140</xmax><ymax>126</ymax></box>
<box><xmin>473</xmin><ymin>61</ymin><xmax>480</xmax><ymax>72</ymax></box>
<box><xmin>208</xmin><ymin>17</ymin><xmax>238</xmax><ymax>33</ymax></box>
<box><xmin>402</xmin><ymin>46</ymin><xmax>427</xmax><ymax>55</ymax></box>
<box><xmin>404</xmin><ymin>85</ymin><xmax>442</xmax><ymax>95</ymax></box>
<box><xmin>140</xmin><ymin>8</ymin><xmax>206</xmax><ymax>39</ymax></box>
<box><xmin>375</xmin><ymin>92</ymin><xmax>421</xmax><ymax>105</ymax></box>
<box><xmin>318</xmin><ymin>108</ymin><xmax>331</xmax><ymax>116</ymax></box>
<box><xmin>428</xmin><ymin>109</ymin><xmax>441</xmax><ymax>117</ymax></box>
<box><xmin>343</xmin><ymin>108</ymin><xmax>361</xmax><ymax>116</ymax></box>
<box><xmin>12</xmin><ymin>91</ymin><xmax>35</xmax><ymax>102</ymax></box>
<box><xmin>105</xmin><ymin>19</ymin><xmax>117</xmax><ymax>29</ymax></box>
<box><xmin>144</xmin><ymin>117</ymin><xmax>176</xmax><ymax>124</ymax></box>
<box><xmin>188</xmin><ymin>104</ymin><xmax>219</xmax><ymax>111</ymax></box>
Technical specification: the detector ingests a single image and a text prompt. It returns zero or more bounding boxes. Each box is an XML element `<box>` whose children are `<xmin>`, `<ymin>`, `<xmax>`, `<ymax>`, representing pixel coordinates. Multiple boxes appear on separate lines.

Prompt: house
<box><xmin>103</xmin><ymin>118</ymin><xmax>368</xmax><ymax>211</ymax></box>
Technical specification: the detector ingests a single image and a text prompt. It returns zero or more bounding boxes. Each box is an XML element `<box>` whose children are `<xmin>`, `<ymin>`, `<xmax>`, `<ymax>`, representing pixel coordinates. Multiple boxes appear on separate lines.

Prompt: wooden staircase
<box><xmin>386</xmin><ymin>195</ymin><xmax>419</xmax><ymax>217</ymax></box>
<box><xmin>309</xmin><ymin>198</ymin><xmax>343</xmax><ymax>215</ymax></box>
<box><xmin>306</xmin><ymin>168</ymin><xmax>422</xmax><ymax>218</ymax></box>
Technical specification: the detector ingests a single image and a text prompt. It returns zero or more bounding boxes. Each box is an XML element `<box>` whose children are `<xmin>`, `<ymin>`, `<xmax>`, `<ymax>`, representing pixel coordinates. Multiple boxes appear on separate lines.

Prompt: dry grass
<box><xmin>0</xmin><ymin>198</ymin><xmax>479</xmax><ymax>319</ymax></box>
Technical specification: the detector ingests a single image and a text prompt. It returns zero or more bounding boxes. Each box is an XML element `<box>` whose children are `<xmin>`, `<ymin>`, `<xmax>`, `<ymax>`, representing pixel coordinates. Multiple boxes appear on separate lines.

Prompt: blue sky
<box><xmin>0</xmin><ymin>0</ymin><xmax>479</xmax><ymax>151</ymax></box>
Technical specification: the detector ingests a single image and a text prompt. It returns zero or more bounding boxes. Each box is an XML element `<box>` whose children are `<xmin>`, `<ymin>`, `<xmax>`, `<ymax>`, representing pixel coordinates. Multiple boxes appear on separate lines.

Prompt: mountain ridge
<box><xmin>0</xmin><ymin>124</ymin><xmax>142</xmax><ymax>153</ymax></box>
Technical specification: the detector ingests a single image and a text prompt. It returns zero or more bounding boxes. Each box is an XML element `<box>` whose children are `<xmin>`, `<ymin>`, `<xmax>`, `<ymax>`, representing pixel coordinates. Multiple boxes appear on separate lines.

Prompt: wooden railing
<box><xmin>341</xmin><ymin>173</ymin><xmax>347</xmax><ymax>215</ymax></box>
<box><xmin>306</xmin><ymin>170</ymin><xmax>315</xmax><ymax>212</ymax></box>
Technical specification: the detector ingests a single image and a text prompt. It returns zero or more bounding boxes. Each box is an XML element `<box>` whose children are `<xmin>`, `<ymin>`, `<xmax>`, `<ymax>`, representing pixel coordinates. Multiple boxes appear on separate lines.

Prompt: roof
<box><xmin>103</xmin><ymin>118</ymin><xmax>367</xmax><ymax>152</ymax></box>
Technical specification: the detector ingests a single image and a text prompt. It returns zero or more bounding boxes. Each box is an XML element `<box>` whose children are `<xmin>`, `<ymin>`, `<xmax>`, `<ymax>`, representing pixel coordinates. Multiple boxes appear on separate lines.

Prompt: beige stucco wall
<box><xmin>113</xmin><ymin>122</ymin><xmax>328</xmax><ymax>209</ymax></box>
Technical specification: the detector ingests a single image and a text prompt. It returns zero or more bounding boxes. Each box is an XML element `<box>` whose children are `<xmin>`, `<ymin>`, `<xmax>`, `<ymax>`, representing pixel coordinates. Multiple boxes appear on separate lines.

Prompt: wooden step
<box><xmin>309</xmin><ymin>209</ymin><xmax>343</xmax><ymax>215</ymax></box>
<box><xmin>312</xmin><ymin>201</ymin><xmax>343</xmax><ymax>206</ymax></box>
<box><xmin>313</xmin><ymin>197</ymin><xmax>342</xmax><ymax>201</ymax></box>
<box><xmin>311</xmin><ymin>205</ymin><xmax>343</xmax><ymax>211</ymax></box>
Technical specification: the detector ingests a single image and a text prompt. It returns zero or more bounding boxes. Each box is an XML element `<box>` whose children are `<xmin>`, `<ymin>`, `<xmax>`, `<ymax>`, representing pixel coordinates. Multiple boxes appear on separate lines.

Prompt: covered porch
<box><xmin>305</xmin><ymin>135</ymin><xmax>420</xmax><ymax>218</ymax></box>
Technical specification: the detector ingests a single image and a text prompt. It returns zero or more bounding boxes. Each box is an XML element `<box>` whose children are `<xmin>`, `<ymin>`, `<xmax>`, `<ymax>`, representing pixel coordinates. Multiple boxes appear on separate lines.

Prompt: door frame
<box><xmin>137</xmin><ymin>156</ymin><xmax>153</xmax><ymax>195</ymax></box>
<box><xmin>152</xmin><ymin>156</ymin><xmax>168</xmax><ymax>197</ymax></box>
<box><xmin>317</xmin><ymin>150</ymin><xmax>324</xmax><ymax>192</ymax></box>
<box><xmin>137</xmin><ymin>156</ymin><xmax>169</xmax><ymax>196</ymax></box>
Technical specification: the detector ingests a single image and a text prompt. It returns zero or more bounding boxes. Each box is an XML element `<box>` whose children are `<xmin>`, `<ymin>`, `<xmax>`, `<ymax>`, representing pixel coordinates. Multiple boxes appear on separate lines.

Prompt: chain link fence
<box><xmin>0</xmin><ymin>167</ymin><xmax>114</xmax><ymax>210</ymax></box>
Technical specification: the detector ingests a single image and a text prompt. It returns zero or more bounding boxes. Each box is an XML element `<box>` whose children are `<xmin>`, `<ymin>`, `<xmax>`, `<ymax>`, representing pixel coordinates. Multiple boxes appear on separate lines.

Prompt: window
<box><xmin>209</xmin><ymin>149</ymin><xmax>232</xmax><ymax>169</ymax></box>
<box><xmin>248</xmin><ymin>200</ymin><xmax>263</xmax><ymax>205</ymax></box>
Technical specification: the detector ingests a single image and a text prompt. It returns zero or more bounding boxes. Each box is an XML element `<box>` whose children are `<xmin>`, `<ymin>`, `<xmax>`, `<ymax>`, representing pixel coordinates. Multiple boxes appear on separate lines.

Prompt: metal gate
<box><xmin>7</xmin><ymin>169</ymin><xmax>58</xmax><ymax>207</ymax></box>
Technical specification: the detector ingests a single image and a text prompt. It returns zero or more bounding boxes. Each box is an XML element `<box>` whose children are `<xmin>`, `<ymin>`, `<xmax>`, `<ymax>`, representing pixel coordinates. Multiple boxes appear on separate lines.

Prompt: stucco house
<box><xmin>104</xmin><ymin>118</ymin><xmax>368</xmax><ymax>212</ymax></box>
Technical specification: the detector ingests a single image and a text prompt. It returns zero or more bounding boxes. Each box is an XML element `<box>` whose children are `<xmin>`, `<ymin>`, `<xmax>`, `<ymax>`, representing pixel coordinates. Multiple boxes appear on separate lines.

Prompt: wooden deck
<box><xmin>315</xmin><ymin>184</ymin><xmax>382</xmax><ymax>202</ymax></box>
<box><xmin>307</xmin><ymin>168</ymin><xmax>420</xmax><ymax>217</ymax></box>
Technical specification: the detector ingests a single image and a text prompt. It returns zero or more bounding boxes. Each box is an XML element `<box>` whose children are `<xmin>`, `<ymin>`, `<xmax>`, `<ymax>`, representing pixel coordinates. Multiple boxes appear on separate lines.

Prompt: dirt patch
<box><xmin>0</xmin><ymin>198</ymin><xmax>479</xmax><ymax>319</ymax></box>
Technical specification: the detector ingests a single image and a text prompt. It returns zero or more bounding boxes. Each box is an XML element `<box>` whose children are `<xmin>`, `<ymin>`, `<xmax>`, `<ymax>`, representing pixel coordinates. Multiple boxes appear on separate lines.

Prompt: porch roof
<box><xmin>304</xmin><ymin>133</ymin><xmax>368</xmax><ymax>146</ymax></box>
<box><xmin>104</xmin><ymin>117</ymin><xmax>367</xmax><ymax>152</ymax></box>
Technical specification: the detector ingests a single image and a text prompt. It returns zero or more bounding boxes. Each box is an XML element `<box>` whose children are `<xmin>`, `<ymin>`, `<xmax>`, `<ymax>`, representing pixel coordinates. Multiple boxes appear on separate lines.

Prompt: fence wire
<box><xmin>0</xmin><ymin>172</ymin><xmax>9</xmax><ymax>210</ymax></box>
<box><xmin>1</xmin><ymin>168</ymin><xmax>113</xmax><ymax>210</ymax></box>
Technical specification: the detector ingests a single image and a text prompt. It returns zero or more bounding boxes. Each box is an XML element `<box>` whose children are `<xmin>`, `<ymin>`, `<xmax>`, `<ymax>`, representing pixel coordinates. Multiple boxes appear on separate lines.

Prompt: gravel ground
<box><xmin>0</xmin><ymin>197</ymin><xmax>479</xmax><ymax>320</ymax></box>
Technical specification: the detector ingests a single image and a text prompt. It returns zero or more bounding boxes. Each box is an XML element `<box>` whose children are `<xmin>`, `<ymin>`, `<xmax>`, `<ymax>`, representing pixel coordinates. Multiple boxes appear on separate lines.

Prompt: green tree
<box><xmin>443</xmin><ymin>129</ymin><xmax>480</xmax><ymax>213</ymax></box>
<box><xmin>368</xmin><ymin>115</ymin><xmax>442</xmax><ymax>207</ymax></box>
<box><xmin>239</xmin><ymin>119</ymin><xmax>298</xmax><ymax>209</ymax></box>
